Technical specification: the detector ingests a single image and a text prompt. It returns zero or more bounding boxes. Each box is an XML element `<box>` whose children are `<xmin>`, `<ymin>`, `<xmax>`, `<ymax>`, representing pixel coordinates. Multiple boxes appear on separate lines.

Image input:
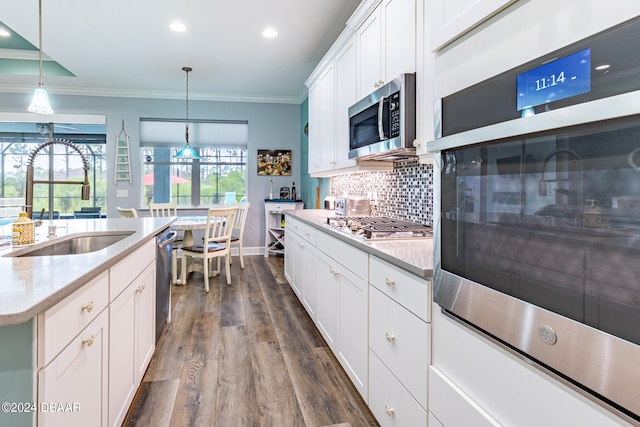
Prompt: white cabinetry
<box><xmin>265</xmin><ymin>201</ymin><xmax>302</xmax><ymax>257</ymax></box>
<box><xmin>307</xmin><ymin>35</ymin><xmax>359</xmax><ymax>177</ymax></box>
<box><xmin>37</xmin><ymin>272</ymin><xmax>110</xmax><ymax>427</ymax></box>
<box><xmin>284</xmin><ymin>216</ymin><xmax>317</xmax><ymax>319</ymax></box>
<box><xmin>316</xmin><ymin>232</ymin><xmax>369</xmax><ymax>399</ymax></box>
<box><xmin>368</xmin><ymin>256</ymin><xmax>430</xmax><ymax>426</ymax></box>
<box><xmin>108</xmin><ymin>242</ymin><xmax>156</xmax><ymax>427</ymax></box>
<box><xmin>430</xmin><ymin>0</ymin><xmax>517</xmax><ymax>51</ymax></box>
<box><xmin>357</xmin><ymin>0</ymin><xmax>416</xmax><ymax>97</ymax></box>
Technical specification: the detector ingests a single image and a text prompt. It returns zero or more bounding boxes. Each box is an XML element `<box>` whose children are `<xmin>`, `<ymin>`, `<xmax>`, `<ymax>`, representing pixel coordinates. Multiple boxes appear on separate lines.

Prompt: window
<box><xmin>140</xmin><ymin>119</ymin><xmax>248</xmax><ymax>207</ymax></box>
<box><xmin>0</xmin><ymin>121</ymin><xmax>107</xmax><ymax>218</ymax></box>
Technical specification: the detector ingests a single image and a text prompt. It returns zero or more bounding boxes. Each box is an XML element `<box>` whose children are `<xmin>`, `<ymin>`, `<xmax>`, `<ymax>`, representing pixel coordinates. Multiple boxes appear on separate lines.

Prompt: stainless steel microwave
<box><xmin>348</xmin><ymin>73</ymin><xmax>416</xmax><ymax>161</ymax></box>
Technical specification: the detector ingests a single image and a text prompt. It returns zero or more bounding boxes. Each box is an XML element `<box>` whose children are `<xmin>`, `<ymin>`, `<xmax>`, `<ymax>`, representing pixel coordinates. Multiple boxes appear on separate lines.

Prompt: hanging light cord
<box><xmin>183</xmin><ymin>66</ymin><xmax>192</xmax><ymax>144</ymax></box>
<box><xmin>37</xmin><ymin>0</ymin><xmax>44</xmax><ymax>87</ymax></box>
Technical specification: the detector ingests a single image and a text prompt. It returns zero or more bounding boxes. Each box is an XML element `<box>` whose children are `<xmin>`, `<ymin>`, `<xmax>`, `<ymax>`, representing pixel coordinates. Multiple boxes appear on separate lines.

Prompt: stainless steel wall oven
<box><xmin>430</xmin><ymin>17</ymin><xmax>640</xmax><ymax>423</ymax></box>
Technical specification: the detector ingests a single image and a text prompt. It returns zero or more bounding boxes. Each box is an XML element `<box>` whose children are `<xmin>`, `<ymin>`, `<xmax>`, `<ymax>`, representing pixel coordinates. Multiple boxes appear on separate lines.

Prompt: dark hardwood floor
<box><xmin>123</xmin><ymin>255</ymin><xmax>378</xmax><ymax>427</ymax></box>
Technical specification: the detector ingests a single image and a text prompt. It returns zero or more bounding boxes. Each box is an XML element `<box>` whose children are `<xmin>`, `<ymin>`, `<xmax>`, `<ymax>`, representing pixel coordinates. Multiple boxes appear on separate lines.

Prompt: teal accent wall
<box><xmin>0</xmin><ymin>320</ymin><xmax>34</xmax><ymax>427</ymax></box>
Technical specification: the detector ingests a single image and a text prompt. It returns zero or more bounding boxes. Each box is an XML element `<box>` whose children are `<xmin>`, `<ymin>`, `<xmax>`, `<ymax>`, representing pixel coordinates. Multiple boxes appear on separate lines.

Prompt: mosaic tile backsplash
<box><xmin>330</xmin><ymin>159</ymin><xmax>433</xmax><ymax>225</ymax></box>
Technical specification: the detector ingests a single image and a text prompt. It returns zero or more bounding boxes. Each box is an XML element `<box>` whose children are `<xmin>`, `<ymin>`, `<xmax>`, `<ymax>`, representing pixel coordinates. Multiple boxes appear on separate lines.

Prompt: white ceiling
<box><xmin>0</xmin><ymin>0</ymin><xmax>362</xmax><ymax>103</ymax></box>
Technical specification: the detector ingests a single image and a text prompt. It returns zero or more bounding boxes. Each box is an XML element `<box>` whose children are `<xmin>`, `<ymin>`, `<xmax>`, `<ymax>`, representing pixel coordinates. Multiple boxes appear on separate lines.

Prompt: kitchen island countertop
<box><xmin>286</xmin><ymin>209</ymin><xmax>433</xmax><ymax>279</ymax></box>
<box><xmin>0</xmin><ymin>217</ymin><xmax>174</xmax><ymax>326</ymax></box>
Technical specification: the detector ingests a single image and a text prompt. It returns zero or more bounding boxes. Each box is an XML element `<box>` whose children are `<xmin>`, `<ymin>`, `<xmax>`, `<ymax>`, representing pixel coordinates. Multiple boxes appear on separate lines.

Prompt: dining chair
<box><xmin>148</xmin><ymin>202</ymin><xmax>178</xmax><ymax>217</ymax></box>
<box><xmin>213</xmin><ymin>202</ymin><xmax>250</xmax><ymax>269</ymax></box>
<box><xmin>181</xmin><ymin>206</ymin><xmax>237</xmax><ymax>292</ymax></box>
<box><xmin>149</xmin><ymin>201</ymin><xmax>181</xmax><ymax>284</ymax></box>
<box><xmin>116</xmin><ymin>207</ymin><xmax>138</xmax><ymax>218</ymax></box>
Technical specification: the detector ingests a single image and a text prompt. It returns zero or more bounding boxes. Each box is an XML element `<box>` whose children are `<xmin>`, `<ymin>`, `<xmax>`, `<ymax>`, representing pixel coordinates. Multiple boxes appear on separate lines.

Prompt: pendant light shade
<box><xmin>174</xmin><ymin>66</ymin><xmax>200</xmax><ymax>159</ymax></box>
<box><xmin>28</xmin><ymin>0</ymin><xmax>53</xmax><ymax>115</ymax></box>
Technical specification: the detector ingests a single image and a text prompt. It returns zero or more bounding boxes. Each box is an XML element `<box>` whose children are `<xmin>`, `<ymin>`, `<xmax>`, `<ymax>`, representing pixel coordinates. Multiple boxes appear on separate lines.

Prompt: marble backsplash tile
<box><xmin>330</xmin><ymin>159</ymin><xmax>433</xmax><ymax>225</ymax></box>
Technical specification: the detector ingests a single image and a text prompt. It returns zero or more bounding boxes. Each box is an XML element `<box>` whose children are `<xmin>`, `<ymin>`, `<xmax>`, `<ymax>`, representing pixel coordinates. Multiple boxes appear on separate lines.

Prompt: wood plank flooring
<box><xmin>123</xmin><ymin>255</ymin><xmax>378</xmax><ymax>427</ymax></box>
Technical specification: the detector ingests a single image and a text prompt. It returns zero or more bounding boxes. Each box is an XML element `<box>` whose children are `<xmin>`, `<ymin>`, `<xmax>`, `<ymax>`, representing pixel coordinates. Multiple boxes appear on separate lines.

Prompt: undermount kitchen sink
<box><xmin>4</xmin><ymin>231</ymin><xmax>135</xmax><ymax>257</ymax></box>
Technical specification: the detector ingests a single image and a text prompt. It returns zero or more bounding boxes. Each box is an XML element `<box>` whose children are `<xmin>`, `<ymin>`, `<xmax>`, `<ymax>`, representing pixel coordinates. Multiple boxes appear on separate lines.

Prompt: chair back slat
<box><xmin>149</xmin><ymin>202</ymin><xmax>178</xmax><ymax>217</ymax></box>
<box><xmin>204</xmin><ymin>207</ymin><xmax>237</xmax><ymax>247</ymax></box>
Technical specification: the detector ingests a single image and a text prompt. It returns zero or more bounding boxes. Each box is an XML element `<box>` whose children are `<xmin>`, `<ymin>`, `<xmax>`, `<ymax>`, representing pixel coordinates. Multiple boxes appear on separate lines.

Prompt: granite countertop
<box><xmin>0</xmin><ymin>217</ymin><xmax>174</xmax><ymax>326</ymax></box>
<box><xmin>286</xmin><ymin>209</ymin><xmax>434</xmax><ymax>279</ymax></box>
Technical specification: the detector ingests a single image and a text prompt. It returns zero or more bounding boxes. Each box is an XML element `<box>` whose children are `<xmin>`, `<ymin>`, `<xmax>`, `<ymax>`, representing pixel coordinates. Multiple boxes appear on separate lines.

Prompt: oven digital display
<box><xmin>516</xmin><ymin>48</ymin><xmax>591</xmax><ymax>111</ymax></box>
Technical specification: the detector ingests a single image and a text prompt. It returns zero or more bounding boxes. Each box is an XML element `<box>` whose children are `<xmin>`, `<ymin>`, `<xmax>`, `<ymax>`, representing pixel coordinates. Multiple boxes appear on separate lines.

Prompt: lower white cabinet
<box><xmin>36</xmin><ymin>238</ymin><xmax>158</xmax><ymax>427</ymax></box>
<box><xmin>109</xmin><ymin>261</ymin><xmax>156</xmax><ymax>427</ymax></box>
<box><xmin>315</xmin><ymin>250</ymin><xmax>339</xmax><ymax>350</ymax></box>
<box><xmin>316</xmin><ymin>232</ymin><xmax>369</xmax><ymax>400</ymax></box>
<box><xmin>369</xmin><ymin>350</ymin><xmax>427</xmax><ymax>427</ymax></box>
<box><xmin>284</xmin><ymin>216</ymin><xmax>317</xmax><ymax>319</ymax></box>
<box><xmin>37</xmin><ymin>309</ymin><xmax>109</xmax><ymax>427</ymax></box>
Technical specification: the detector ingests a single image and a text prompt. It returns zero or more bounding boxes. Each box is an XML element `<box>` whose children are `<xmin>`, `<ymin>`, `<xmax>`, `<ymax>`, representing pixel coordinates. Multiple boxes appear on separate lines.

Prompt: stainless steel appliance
<box><xmin>348</xmin><ymin>73</ymin><xmax>416</xmax><ymax>160</ymax></box>
<box><xmin>430</xmin><ymin>17</ymin><xmax>640</xmax><ymax>423</ymax></box>
<box><xmin>156</xmin><ymin>228</ymin><xmax>177</xmax><ymax>342</ymax></box>
<box><xmin>334</xmin><ymin>196</ymin><xmax>371</xmax><ymax>216</ymax></box>
<box><xmin>326</xmin><ymin>216</ymin><xmax>432</xmax><ymax>240</ymax></box>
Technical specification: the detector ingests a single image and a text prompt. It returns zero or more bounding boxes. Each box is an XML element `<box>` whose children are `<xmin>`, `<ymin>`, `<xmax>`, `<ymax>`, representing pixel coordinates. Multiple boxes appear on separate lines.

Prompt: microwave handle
<box><xmin>378</xmin><ymin>96</ymin><xmax>387</xmax><ymax>140</ymax></box>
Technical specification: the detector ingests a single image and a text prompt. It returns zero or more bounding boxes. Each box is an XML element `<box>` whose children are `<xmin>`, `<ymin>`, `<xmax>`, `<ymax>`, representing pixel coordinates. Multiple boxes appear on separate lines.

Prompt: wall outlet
<box><xmin>116</xmin><ymin>189</ymin><xmax>128</xmax><ymax>198</ymax></box>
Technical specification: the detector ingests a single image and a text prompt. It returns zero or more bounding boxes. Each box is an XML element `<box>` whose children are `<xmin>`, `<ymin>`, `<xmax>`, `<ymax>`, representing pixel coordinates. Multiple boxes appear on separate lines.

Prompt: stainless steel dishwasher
<box><xmin>156</xmin><ymin>228</ymin><xmax>177</xmax><ymax>342</ymax></box>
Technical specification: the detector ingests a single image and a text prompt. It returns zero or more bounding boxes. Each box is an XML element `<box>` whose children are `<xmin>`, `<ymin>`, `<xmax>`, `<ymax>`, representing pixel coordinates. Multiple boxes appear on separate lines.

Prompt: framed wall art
<box><xmin>257</xmin><ymin>149</ymin><xmax>292</xmax><ymax>176</ymax></box>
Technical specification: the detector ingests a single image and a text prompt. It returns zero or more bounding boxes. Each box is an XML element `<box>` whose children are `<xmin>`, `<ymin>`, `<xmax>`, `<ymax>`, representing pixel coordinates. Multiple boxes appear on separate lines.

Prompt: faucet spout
<box><xmin>25</xmin><ymin>138</ymin><xmax>91</xmax><ymax>219</ymax></box>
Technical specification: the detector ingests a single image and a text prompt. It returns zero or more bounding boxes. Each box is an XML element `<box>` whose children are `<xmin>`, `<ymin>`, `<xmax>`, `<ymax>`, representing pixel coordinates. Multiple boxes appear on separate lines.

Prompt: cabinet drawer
<box><xmin>110</xmin><ymin>239</ymin><xmax>155</xmax><ymax>300</ymax></box>
<box><xmin>587</xmin><ymin>248</ymin><xmax>640</xmax><ymax>288</ymax></box>
<box><xmin>286</xmin><ymin>216</ymin><xmax>316</xmax><ymax>245</ymax></box>
<box><xmin>370</xmin><ymin>256</ymin><xmax>430</xmax><ymax>321</ymax></box>
<box><xmin>38</xmin><ymin>270</ymin><xmax>109</xmax><ymax>367</ymax></box>
<box><xmin>266</xmin><ymin>202</ymin><xmax>299</xmax><ymax>213</ymax></box>
<box><xmin>369</xmin><ymin>350</ymin><xmax>427</xmax><ymax>427</ymax></box>
<box><xmin>370</xmin><ymin>286</ymin><xmax>429</xmax><ymax>408</ymax></box>
<box><xmin>317</xmin><ymin>231</ymin><xmax>368</xmax><ymax>280</ymax></box>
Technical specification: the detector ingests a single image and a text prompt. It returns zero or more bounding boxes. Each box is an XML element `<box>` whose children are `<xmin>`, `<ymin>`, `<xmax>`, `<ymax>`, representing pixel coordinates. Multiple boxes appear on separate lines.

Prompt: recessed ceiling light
<box><xmin>262</xmin><ymin>28</ymin><xmax>278</xmax><ymax>38</ymax></box>
<box><xmin>0</xmin><ymin>28</ymin><xmax>10</xmax><ymax>37</ymax></box>
<box><xmin>170</xmin><ymin>22</ymin><xmax>187</xmax><ymax>32</ymax></box>
<box><xmin>595</xmin><ymin>64</ymin><xmax>610</xmax><ymax>71</ymax></box>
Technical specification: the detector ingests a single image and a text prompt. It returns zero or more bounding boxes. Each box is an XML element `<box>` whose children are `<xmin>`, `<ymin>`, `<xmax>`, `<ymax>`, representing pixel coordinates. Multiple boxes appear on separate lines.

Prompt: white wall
<box><xmin>0</xmin><ymin>92</ymin><xmax>301</xmax><ymax>252</ymax></box>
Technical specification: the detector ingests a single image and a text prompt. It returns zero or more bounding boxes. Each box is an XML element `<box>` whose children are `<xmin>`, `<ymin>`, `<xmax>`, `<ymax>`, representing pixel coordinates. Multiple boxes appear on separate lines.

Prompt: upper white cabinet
<box><xmin>307</xmin><ymin>34</ymin><xmax>360</xmax><ymax>177</ymax></box>
<box><xmin>357</xmin><ymin>0</ymin><xmax>417</xmax><ymax>98</ymax></box>
<box><xmin>334</xmin><ymin>39</ymin><xmax>359</xmax><ymax>170</ymax></box>
<box><xmin>430</xmin><ymin>0</ymin><xmax>517</xmax><ymax>51</ymax></box>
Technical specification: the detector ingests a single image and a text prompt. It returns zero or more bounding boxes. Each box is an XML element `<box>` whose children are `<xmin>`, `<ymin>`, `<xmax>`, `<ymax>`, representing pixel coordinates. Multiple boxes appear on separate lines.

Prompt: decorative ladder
<box><xmin>114</xmin><ymin>120</ymin><xmax>132</xmax><ymax>184</ymax></box>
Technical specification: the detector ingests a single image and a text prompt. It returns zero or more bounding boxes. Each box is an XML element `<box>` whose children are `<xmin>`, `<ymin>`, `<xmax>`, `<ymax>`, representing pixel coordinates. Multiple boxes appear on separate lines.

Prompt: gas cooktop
<box><xmin>326</xmin><ymin>216</ymin><xmax>432</xmax><ymax>240</ymax></box>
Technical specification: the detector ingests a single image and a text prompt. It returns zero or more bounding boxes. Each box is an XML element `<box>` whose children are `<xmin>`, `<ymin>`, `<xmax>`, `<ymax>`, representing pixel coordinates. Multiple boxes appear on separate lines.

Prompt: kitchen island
<box><xmin>0</xmin><ymin>217</ymin><xmax>173</xmax><ymax>427</ymax></box>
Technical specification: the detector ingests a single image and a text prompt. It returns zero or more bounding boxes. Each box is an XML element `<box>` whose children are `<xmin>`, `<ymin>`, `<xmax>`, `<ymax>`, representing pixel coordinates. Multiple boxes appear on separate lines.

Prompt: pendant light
<box><xmin>28</xmin><ymin>0</ymin><xmax>53</xmax><ymax>115</ymax></box>
<box><xmin>174</xmin><ymin>66</ymin><xmax>200</xmax><ymax>159</ymax></box>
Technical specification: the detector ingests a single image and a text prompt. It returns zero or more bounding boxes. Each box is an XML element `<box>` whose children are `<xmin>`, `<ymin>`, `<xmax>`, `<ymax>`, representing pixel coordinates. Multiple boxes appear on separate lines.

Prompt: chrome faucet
<box><xmin>538</xmin><ymin>148</ymin><xmax>583</xmax><ymax>198</ymax></box>
<box><xmin>25</xmin><ymin>138</ymin><xmax>90</xmax><ymax>219</ymax></box>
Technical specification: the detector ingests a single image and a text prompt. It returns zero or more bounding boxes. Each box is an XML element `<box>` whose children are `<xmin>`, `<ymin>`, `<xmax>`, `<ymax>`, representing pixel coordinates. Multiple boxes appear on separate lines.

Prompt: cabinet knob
<box><xmin>81</xmin><ymin>301</ymin><xmax>94</xmax><ymax>313</ymax></box>
<box><xmin>412</xmin><ymin>139</ymin><xmax>421</xmax><ymax>148</ymax></box>
<box><xmin>136</xmin><ymin>283</ymin><xmax>146</xmax><ymax>293</ymax></box>
<box><xmin>385</xmin><ymin>278</ymin><xmax>395</xmax><ymax>287</ymax></box>
<box><xmin>82</xmin><ymin>335</ymin><xmax>95</xmax><ymax>347</ymax></box>
<box><xmin>384</xmin><ymin>405</ymin><xmax>394</xmax><ymax>416</ymax></box>
<box><xmin>385</xmin><ymin>332</ymin><xmax>395</xmax><ymax>343</ymax></box>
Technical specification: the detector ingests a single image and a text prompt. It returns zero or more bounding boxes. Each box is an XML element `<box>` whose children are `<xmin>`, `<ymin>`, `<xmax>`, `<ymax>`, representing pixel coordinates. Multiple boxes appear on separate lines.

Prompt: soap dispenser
<box><xmin>12</xmin><ymin>212</ymin><xmax>35</xmax><ymax>246</ymax></box>
<box><xmin>291</xmin><ymin>182</ymin><xmax>296</xmax><ymax>200</ymax></box>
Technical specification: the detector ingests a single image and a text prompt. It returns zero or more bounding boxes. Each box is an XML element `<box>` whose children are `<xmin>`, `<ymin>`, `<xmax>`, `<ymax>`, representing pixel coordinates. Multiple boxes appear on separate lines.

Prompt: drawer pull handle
<box><xmin>384</xmin><ymin>405</ymin><xmax>394</xmax><ymax>416</ymax></box>
<box><xmin>82</xmin><ymin>301</ymin><xmax>94</xmax><ymax>313</ymax></box>
<box><xmin>385</xmin><ymin>332</ymin><xmax>395</xmax><ymax>343</ymax></box>
<box><xmin>385</xmin><ymin>278</ymin><xmax>395</xmax><ymax>287</ymax></box>
<box><xmin>82</xmin><ymin>335</ymin><xmax>95</xmax><ymax>347</ymax></box>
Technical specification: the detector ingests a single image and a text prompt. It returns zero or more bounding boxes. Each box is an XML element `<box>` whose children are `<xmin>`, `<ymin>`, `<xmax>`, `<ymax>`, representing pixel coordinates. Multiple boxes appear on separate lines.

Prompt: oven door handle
<box><xmin>378</xmin><ymin>96</ymin><xmax>387</xmax><ymax>140</ymax></box>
